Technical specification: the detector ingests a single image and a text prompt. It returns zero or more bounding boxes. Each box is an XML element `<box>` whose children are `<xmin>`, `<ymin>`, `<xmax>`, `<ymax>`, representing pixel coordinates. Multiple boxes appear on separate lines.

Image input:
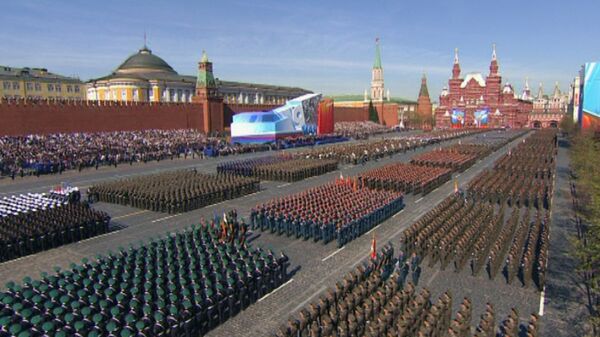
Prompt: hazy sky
<box><xmin>1</xmin><ymin>0</ymin><xmax>598</xmax><ymax>100</ymax></box>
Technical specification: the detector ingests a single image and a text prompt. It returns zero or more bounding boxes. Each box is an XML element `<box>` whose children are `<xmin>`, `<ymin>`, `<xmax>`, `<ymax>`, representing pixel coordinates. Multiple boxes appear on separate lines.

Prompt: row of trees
<box><xmin>564</xmin><ymin>115</ymin><xmax>600</xmax><ymax>335</ymax></box>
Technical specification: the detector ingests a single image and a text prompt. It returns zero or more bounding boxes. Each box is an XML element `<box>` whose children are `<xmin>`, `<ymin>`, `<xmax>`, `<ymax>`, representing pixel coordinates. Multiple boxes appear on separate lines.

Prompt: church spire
<box><xmin>492</xmin><ymin>43</ymin><xmax>497</xmax><ymax>61</ymax></box>
<box><xmin>537</xmin><ymin>82</ymin><xmax>544</xmax><ymax>99</ymax></box>
<box><xmin>373</xmin><ymin>38</ymin><xmax>382</xmax><ymax>69</ymax></box>
<box><xmin>452</xmin><ymin>48</ymin><xmax>461</xmax><ymax>79</ymax></box>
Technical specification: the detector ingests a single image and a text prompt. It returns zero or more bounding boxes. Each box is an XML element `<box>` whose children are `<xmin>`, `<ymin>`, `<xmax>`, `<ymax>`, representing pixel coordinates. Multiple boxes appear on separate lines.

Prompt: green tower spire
<box><xmin>373</xmin><ymin>38</ymin><xmax>382</xmax><ymax>69</ymax></box>
<box><xmin>197</xmin><ymin>50</ymin><xmax>216</xmax><ymax>88</ymax></box>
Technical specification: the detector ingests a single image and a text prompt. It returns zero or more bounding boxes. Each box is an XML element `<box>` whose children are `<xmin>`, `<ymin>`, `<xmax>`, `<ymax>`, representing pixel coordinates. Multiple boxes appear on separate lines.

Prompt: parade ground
<box><xmin>0</xmin><ymin>131</ymin><xmax>588</xmax><ymax>337</ymax></box>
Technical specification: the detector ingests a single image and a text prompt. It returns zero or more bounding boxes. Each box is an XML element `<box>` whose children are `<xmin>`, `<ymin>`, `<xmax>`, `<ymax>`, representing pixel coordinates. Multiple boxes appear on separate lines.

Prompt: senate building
<box><xmin>86</xmin><ymin>44</ymin><xmax>310</xmax><ymax>104</ymax></box>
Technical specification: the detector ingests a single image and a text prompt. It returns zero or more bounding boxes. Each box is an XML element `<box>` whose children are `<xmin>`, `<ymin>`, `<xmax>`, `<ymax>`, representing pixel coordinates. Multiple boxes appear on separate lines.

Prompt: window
<box><xmin>177</xmin><ymin>89</ymin><xmax>183</xmax><ymax>102</ymax></box>
<box><xmin>12</xmin><ymin>82</ymin><xmax>19</xmax><ymax>90</ymax></box>
<box><xmin>26</xmin><ymin>82</ymin><xmax>33</xmax><ymax>91</ymax></box>
<box><xmin>67</xmin><ymin>85</ymin><xmax>73</xmax><ymax>93</ymax></box>
<box><xmin>74</xmin><ymin>86</ymin><xmax>80</xmax><ymax>93</ymax></box>
<box><xmin>48</xmin><ymin>84</ymin><xmax>54</xmax><ymax>92</ymax></box>
<box><xmin>34</xmin><ymin>83</ymin><xmax>41</xmax><ymax>91</ymax></box>
<box><xmin>169</xmin><ymin>89</ymin><xmax>175</xmax><ymax>101</ymax></box>
<box><xmin>55</xmin><ymin>84</ymin><xmax>61</xmax><ymax>92</ymax></box>
<box><xmin>2</xmin><ymin>81</ymin><xmax>9</xmax><ymax>90</ymax></box>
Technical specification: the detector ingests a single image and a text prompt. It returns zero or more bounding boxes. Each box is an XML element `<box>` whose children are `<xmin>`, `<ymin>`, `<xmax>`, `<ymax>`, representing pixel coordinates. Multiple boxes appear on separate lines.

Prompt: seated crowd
<box><xmin>359</xmin><ymin>163</ymin><xmax>452</xmax><ymax>195</ymax></box>
<box><xmin>334</xmin><ymin>121</ymin><xmax>393</xmax><ymax>139</ymax></box>
<box><xmin>250</xmin><ymin>178</ymin><xmax>404</xmax><ymax>247</ymax></box>
<box><xmin>275</xmin><ymin>247</ymin><xmax>541</xmax><ymax>337</ymax></box>
<box><xmin>0</xmin><ymin>193</ymin><xmax>110</xmax><ymax>262</ymax></box>
<box><xmin>0</xmin><ymin>130</ymin><xmax>337</xmax><ymax>178</ymax></box>
<box><xmin>0</xmin><ymin>213</ymin><xmax>290</xmax><ymax>337</ymax></box>
<box><xmin>88</xmin><ymin>170</ymin><xmax>259</xmax><ymax>214</ymax></box>
<box><xmin>217</xmin><ymin>155</ymin><xmax>338</xmax><ymax>182</ymax></box>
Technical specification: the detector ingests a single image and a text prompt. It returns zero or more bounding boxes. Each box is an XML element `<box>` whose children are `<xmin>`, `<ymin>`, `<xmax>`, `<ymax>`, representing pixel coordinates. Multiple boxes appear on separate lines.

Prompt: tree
<box><xmin>368</xmin><ymin>100</ymin><xmax>379</xmax><ymax>123</ymax></box>
<box><xmin>570</xmin><ymin>132</ymin><xmax>600</xmax><ymax>335</ymax></box>
<box><xmin>560</xmin><ymin>113</ymin><xmax>577</xmax><ymax>136</ymax></box>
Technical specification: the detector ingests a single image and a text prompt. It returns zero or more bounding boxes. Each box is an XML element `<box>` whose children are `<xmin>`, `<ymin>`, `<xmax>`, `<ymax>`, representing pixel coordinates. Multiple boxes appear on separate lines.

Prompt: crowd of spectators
<box><xmin>334</xmin><ymin>121</ymin><xmax>393</xmax><ymax>139</ymax></box>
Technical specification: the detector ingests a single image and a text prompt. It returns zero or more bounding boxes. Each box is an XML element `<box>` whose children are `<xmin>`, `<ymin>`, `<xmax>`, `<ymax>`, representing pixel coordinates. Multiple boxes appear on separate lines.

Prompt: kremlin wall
<box><xmin>0</xmin><ymin>40</ymin><xmax>569</xmax><ymax>136</ymax></box>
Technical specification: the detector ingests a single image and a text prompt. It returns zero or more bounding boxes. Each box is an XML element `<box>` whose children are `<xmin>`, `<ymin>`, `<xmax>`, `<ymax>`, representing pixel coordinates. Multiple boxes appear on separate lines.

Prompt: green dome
<box><xmin>116</xmin><ymin>46</ymin><xmax>176</xmax><ymax>74</ymax></box>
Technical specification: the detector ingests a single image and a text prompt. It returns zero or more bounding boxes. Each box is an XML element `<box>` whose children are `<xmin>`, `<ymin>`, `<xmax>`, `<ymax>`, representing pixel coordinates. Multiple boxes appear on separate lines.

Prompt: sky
<box><xmin>1</xmin><ymin>0</ymin><xmax>598</xmax><ymax>101</ymax></box>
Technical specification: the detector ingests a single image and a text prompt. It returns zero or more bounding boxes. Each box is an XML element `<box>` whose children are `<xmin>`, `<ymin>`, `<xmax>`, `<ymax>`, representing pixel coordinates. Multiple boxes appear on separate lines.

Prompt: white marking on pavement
<box><xmin>426</xmin><ymin>269</ymin><xmax>440</xmax><ymax>286</ymax></box>
<box><xmin>456</xmin><ymin>173</ymin><xmax>461</xmax><ymax>177</ymax></box>
<box><xmin>322</xmin><ymin>247</ymin><xmax>345</xmax><ymax>262</ymax></box>
<box><xmin>539</xmin><ymin>287</ymin><xmax>546</xmax><ymax>316</ymax></box>
<box><xmin>258</xmin><ymin>278</ymin><xmax>294</xmax><ymax>302</ymax></box>
<box><xmin>242</xmin><ymin>191</ymin><xmax>261</xmax><ymax>198</ymax></box>
<box><xmin>393</xmin><ymin>209</ymin><xmax>405</xmax><ymax>218</ymax></box>
<box><xmin>291</xmin><ymin>285</ymin><xmax>327</xmax><ymax>313</ymax></box>
<box><xmin>112</xmin><ymin>210</ymin><xmax>149</xmax><ymax>220</ymax></box>
<box><xmin>151</xmin><ymin>214</ymin><xmax>181</xmax><ymax>223</ymax></box>
<box><xmin>76</xmin><ymin>230</ymin><xmax>119</xmax><ymax>244</ymax></box>
<box><xmin>415</xmin><ymin>197</ymin><xmax>424</xmax><ymax>203</ymax></box>
<box><xmin>366</xmin><ymin>223</ymin><xmax>381</xmax><ymax>235</ymax></box>
<box><xmin>278</xmin><ymin>183</ymin><xmax>292</xmax><ymax>188</ymax></box>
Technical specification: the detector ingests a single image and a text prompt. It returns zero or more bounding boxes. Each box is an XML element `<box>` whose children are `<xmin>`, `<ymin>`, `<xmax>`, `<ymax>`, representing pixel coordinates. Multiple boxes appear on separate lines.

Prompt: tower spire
<box><xmin>452</xmin><ymin>48</ymin><xmax>461</xmax><ymax>79</ymax></box>
<box><xmin>373</xmin><ymin>37</ymin><xmax>382</xmax><ymax>69</ymax></box>
<box><xmin>489</xmin><ymin>43</ymin><xmax>499</xmax><ymax>75</ymax></box>
<box><xmin>370</xmin><ymin>38</ymin><xmax>384</xmax><ymax>102</ymax></box>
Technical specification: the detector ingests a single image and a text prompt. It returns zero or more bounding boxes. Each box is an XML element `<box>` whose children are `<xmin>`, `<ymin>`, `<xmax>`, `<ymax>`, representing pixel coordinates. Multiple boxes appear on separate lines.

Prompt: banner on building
<box><xmin>451</xmin><ymin>110</ymin><xmax>465</xmax><ymax>125</ymax></box>
<box><xmin>473</xmin><ymin>109</ymin><xmax>489</xmax><ymax>127</ymax></box>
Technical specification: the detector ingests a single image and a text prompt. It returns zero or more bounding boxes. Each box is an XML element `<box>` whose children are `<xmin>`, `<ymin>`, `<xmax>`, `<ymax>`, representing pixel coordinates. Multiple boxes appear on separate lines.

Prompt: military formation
<box><xmin>295</xmin><ymin>128</ymin><xmax>482</xmax><ymax>166</ymax></box>
<box><xmin>0</xmin><ymin>216</ymin><xmax>289</xmax><ymax>336</ymax></box>
<box><xmin>217</xmin><ymin>156</ymin><xmax>338</xmax><ymax>182</ymax></box>
<box><xmin>251</xmin><ymin>178</ymin><xmax>404</xmax><ymax>247</ymax></box>
<box><xmin>88</xmin><ymin>170</ymin><xmax>260</xmax><ymax>213</ymax></box>
<box><xmin>274</xmin><ymin>247</ymin><xmax>541</xmax><ymax>337</ymax></box>
<box><xmin>0</xmin><ymin>193</ymin><xmax>110</xmax><ymax>262</ymax></box>
<box><xmin>359</xmin><ymin>163</ymin><xmax>452</xmax><ymax>195</ymax></box>
<box><xmin>468</xmin><ymin>131</ymin><xmax>557</xmax><ymax>210</ymax></box>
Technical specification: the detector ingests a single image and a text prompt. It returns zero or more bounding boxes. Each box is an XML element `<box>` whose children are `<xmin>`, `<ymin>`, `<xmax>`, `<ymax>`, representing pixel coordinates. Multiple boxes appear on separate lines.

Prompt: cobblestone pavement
<box><xmin>0</xmin><ymin>131</ymin><xmax>583</xmax><ymax>337</ymax></box>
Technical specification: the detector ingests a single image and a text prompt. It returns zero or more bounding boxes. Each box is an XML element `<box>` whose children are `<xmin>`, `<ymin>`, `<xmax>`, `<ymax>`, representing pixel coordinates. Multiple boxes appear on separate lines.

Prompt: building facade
<box><xmin>434</xmin><ymin>45</ymin><xmax>532</xmax><ymax>128</ymax></box>
<box><xmin>0</xmin><ymin>66</ymin><xmax>85</xmax><ymax>100</ymax></box>
<box><xmin>87</xmin><ymin>45</ymin><xmax>310</xmax><ymax>104</ymax></box>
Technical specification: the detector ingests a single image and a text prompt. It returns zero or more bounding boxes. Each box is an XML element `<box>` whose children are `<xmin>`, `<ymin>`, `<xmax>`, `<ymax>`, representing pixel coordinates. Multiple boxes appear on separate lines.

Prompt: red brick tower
<box><xmin>193</xmin><ymin>51</ymin><xmax>224</xmax><ymax>133</ymax></box>
<box><xmin>416</xmin><ymin>74</ymin><xmax>433</xmax><ymax>127</ymax></box>
<box><xmin>485</xmin><ymin>44</ymin><xmax>502</xmax><ymax>110</ymax></box>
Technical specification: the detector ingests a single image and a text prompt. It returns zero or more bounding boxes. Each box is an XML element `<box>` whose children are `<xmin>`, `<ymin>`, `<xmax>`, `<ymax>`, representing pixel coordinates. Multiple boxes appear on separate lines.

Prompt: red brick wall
<box><xmin>375</xmin><ymin>103</ymin><xmax>399</xmax><ymax>126</ymax></box>
<box><xmin>0</xmin><ymin>100</ymin><xmax>204</xmax><ymax>136</ymax></box>
<box><xmin>333</xmin><ymin>106</ymin><xmax>368</xmax><ymax>122</ymax></box>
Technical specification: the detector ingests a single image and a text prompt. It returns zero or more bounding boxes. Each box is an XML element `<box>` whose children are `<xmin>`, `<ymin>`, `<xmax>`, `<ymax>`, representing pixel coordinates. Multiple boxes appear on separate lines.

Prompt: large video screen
<box><xmin>231</xmin><ymin>93</ymin><xmax>322</xmax><ymax>143</ymax></box>
<box><xmin>582</xmin><ymin>62</ymin><xmax>600</xmax><ymax>129</ymax></box>
<box><xmin>474</xmin><ymin>109</ymin><xmax>489</xmax><ymax>126</ymax></box>
<box><xmin>451</xmin><ymin>110</ymin><xmax>465</xmax><ymax>125</ymax></box>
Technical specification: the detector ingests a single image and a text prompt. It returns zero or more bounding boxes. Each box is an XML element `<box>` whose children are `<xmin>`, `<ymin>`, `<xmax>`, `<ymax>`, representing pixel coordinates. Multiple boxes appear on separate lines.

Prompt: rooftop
<box><xmin>0</xmin><ymin>66</ymin><xmax>81</xmax><ymax>83</ymax></box>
